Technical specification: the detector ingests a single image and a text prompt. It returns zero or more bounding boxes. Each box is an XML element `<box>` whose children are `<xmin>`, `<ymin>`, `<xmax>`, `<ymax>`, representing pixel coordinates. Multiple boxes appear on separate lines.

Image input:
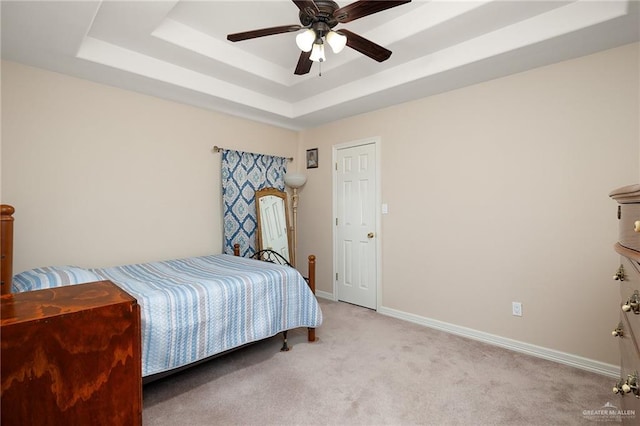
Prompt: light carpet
<box><xmin>143</xmin><ymin>299</ymin><xmax>621</xmax><ymax>425</ymax></box>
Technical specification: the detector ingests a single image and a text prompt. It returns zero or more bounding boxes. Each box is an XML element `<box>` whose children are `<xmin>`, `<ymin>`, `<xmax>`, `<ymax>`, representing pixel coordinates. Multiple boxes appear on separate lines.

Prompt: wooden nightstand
<box><xmin>1</xmin><ymin>280</ymin><xmax>142</xmax><ymax>425</ymax></box>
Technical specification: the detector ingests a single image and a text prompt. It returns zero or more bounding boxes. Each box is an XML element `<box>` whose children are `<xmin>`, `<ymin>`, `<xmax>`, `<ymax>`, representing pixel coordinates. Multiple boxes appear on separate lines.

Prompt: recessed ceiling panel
<box><xmin>1</xmin><ymin>0</ymin><xmax>638</xmax><ymax>130</ymax></box>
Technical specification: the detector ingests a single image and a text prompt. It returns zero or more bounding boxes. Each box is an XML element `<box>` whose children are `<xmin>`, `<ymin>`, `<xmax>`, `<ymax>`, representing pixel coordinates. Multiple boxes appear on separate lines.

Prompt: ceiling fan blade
<box><xmin>227</xmin><ymin>25</ymin><xmax>302</xmax><ymax>42</ymax></box>
<box><xmin>334</xmin><ymin>0</ymin><xmax>411</xmax><ymax>23</ymax></box>
<box><xmin>292</xmin><ymin>0</ymin><xmax>319</xmax><ymax>15</ymax></box>
<box><xmin>294</xmin><ymin>50</ymin><xmax>313</xmax><ymax>75</ymax></box>
<box><xmin>339</xmin><ymin>29</ymin><xmax>391</xmax><ymax>62</ymax></box>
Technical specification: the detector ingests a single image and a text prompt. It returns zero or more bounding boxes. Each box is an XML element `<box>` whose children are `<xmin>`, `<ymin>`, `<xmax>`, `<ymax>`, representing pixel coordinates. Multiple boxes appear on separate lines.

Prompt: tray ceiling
<box><xmin>2</xmin><ymin>1</ymin><xmax>638</xmax><ymax>130</ymax></box>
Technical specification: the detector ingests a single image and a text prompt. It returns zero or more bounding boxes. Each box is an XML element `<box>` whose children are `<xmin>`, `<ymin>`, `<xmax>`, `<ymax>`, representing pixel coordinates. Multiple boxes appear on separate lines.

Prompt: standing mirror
<box><xmin>255</xmin><ymin>187</ymin><xmax>292</xmax><ymax>262</ymax></box>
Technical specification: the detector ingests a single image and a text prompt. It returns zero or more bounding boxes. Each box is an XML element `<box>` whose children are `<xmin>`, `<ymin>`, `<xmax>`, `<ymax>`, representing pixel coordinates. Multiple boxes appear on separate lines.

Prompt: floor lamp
<box><xmin>284</xmin><ymin>172</ymin><xmax>307</xmax><ymax>267</ymax></box>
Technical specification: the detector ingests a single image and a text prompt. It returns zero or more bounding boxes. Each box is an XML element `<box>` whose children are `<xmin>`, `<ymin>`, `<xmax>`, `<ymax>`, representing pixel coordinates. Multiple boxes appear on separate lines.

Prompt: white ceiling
<box><xmin>2</xmin><ymin>0</ymin><xmax>638</xmax><ymax>130</ymax></box>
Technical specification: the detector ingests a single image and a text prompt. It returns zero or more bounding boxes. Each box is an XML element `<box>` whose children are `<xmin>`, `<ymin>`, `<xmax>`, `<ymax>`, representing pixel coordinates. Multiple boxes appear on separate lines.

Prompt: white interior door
<box><xmin>335</xmin><ymin>142</ymin><xmax>377</xmax><ymax>310</ymax></box>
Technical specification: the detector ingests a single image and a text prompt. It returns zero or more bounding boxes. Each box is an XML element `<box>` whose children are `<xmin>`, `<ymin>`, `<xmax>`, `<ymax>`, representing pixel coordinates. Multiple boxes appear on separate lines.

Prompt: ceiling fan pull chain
<box><xmin>319</xmin><ymin>61</ymin><xmax>322</xmax><ymax>77</ymax></box>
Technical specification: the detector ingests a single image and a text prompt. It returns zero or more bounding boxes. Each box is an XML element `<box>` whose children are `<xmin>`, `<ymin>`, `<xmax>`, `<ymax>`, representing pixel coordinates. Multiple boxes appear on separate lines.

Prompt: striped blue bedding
<box><xmin>13</xmin><ymin>254</ymin><xmax>323</xmax><ymax>377</ymax></box>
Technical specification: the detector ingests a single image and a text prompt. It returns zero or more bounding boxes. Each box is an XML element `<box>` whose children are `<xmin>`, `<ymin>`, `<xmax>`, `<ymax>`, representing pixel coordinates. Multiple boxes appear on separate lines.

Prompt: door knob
<box><xmin>635</xmin><ymin>220</ymin><xmax>640</xmax><ymax>233</ymax></box>
<box><xmin>367</xmin><ymin>232</ymin><xmax>375</xmax><ymax>239</ymax></box>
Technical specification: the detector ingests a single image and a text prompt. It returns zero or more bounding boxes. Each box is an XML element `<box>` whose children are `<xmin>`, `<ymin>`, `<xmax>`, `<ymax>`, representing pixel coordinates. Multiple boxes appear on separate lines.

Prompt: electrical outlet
<box><xmin>512</xmin><ymin>302</ymin><xmax>523</xmax><ymax>317</ymax></box>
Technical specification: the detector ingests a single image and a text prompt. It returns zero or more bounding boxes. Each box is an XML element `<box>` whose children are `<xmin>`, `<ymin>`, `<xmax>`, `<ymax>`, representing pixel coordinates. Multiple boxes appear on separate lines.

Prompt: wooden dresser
<box><xmin>1</xmin><ymin>280</ymin><xmax>142</xmax><ymax>425</ymax></box>
<box><xmin>610</xmin><ymin>185</ymin><xmax>640</xmax><ymax>422</ymax></box>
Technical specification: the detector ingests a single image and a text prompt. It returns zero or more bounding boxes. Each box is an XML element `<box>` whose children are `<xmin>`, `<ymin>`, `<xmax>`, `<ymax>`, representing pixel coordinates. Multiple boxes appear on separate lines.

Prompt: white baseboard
<box><xmin>377</xmin><ymin>305</ymin><xmax>619</xmax><ymax>378</ymax></box>
<box><xmin>315</xmin><ymin>293</ymin><xmax>618</xmax><ymax>377</ymax></box>
<box><xmin>316</xmin><ymin>290</ymin><xmax>334</xmax><ymax>301</ymax></box>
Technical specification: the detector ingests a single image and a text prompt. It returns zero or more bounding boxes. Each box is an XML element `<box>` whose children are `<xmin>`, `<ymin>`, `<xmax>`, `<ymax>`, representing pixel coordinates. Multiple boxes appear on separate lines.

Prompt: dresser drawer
<box><xmin>618</xmin><ymin>313</ymin><xmax>640</xmax><ymax>424</ymax></box>
<box><xmin>617</xmin><ymin>256</ymin><xmax>640</xmax><ymax>295</ymax></box>
<box><xmin>620</xmin><ymin>312</ymin><xmax>640</xmax><ymax>372</ymax></box>
<box><xmin>619</xmin><ymin>203</ymin><xmax>640</xmax><ymax>252</ymax></box>
<box><xmin>618</xmin><ymin>256</ymin><xmax>640</xmax><ymax>339</ymax></box>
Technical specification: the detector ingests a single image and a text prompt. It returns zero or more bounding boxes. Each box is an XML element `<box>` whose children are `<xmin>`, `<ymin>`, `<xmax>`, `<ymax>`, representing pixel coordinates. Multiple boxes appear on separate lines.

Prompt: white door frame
<box><xmin>332</xmin><ymin>137</ymin><xmax>382</xmax><ymax>310</ymax></box>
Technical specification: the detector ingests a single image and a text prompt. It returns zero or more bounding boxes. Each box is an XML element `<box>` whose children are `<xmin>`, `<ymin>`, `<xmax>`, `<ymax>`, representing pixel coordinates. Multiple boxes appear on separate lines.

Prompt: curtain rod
<box><xmin>212</xmin><ymin>145</ymin><xmax>293</xmax><ymax>161</ymax></box>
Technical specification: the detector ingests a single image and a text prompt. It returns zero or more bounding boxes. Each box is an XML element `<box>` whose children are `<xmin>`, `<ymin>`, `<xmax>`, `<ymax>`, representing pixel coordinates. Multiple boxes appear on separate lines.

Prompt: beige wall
<box><xmin>1</xmin><ymin>43</ymin><xmax>638</xmax><ymax>367</ymax></box>
<box><xmin>1</xmin><ymin>61</ymin><xmax>299</xmax><ymax>271</ymax></box>
<box><xmin>297</xmin><ymin>42</ymin><xmax>639</xmax><ymax>365</ymax></box>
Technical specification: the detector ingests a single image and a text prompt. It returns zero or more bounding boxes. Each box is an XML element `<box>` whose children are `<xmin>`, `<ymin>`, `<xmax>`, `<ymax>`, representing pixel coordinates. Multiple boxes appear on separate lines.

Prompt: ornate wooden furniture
<box><xmin>1</xmin><ymin>280</ymin><xmax>142</xmax><ymax>425</ymax></box>
<box><xmin>610</xmin><ymin>185</ymin><xmax>640</xmax><ymax>423</ymax></box>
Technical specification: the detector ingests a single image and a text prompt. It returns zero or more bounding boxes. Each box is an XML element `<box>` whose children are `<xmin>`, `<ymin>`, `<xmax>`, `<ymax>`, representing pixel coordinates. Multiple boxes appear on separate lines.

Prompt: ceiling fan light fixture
<box><xmin>309</xmin><ymin>42</ymin><xmax>325</xmax><ymax>62</ymax></box>
<box><xmin>295</xmin><ymin>29</ymin><xmax>316</xmax><ymax>52</ymax></box>
<box><xmin>326</xmin><ymin>30</ymin><xmax>347</xmax><ymax>54</ymax></box>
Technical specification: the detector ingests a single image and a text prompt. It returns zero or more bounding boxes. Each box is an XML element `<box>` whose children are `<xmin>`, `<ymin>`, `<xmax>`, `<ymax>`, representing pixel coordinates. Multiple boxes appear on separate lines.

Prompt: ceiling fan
<box><xmin>226</xmin><ymin>0</ymin><xmax>412</xmax><ymax>75</ymax></box>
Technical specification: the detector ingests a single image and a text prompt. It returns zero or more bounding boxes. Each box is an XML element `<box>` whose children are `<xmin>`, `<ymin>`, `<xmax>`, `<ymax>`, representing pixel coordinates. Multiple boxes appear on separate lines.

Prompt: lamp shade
<box><xmin>309</xmin><ymin>42</ymin><xmax>325</xmax><ymax>62</ymax></box>
<box><xmin>326</xmin><ymin>31</ymin><xmax>347</xmax><ymax>53</ymax></box>
<box><xmin>295</xmin><ymin>29</ymin><xmax>316</xmax><ymax>52</ymax></box>
<box><xmin>284</xmin><ymin>172</ymin><xmax>307</xmax><ymax>189</ymax></box>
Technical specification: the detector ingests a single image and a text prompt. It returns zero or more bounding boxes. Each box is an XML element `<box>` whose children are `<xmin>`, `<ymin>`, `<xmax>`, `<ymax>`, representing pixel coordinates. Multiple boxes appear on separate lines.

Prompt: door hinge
<box><xmin>336</xmin><ymin>218</ymin><xmax>338</xmax><ymax>226</ymax></box>
<box><xmin>336</xmin><ymin>273</ymin><xmax>338</xmax><ymax>281</ymax></box>
<box><xmin>335</xmin><ymin>162</ymin><xmax>338</xmax><ymax>170</ymax></box>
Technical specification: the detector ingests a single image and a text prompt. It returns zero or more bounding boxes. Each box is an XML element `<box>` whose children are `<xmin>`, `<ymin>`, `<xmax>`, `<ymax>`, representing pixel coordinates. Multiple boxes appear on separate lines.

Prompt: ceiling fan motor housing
<box><xmin>299</xmin><ymin>0</ymin><xmax>340</xmax><ymax>29</ymax></box>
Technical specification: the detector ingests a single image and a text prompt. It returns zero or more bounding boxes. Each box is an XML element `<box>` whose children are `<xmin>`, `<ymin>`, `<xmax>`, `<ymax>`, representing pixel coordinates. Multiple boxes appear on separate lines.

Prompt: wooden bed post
<box><xmin>1</xmin><ymin>204</ymin><xmax>15</xmax><ymax>295</ymax></box>
<box><xmin>308</xmin><ymin>255</ymin><xmax>316</xmax><ymax>295</ymax></box>
<box><xmin>307</xmin><ymin>254</ymin><xmax>316</xmax><ymax>342</ymax></box>
<box><xmin>233</xmin><ymin>243</ymin><xmax>240</xmax><ymax>256</ymax></box>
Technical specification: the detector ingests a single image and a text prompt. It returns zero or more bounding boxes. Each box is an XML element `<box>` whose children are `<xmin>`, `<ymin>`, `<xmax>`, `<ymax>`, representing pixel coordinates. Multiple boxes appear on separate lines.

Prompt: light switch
<box><xmin>381</xmin><ymin>204</ymin><xmax>388</xmax><ymax>214</ymax></box>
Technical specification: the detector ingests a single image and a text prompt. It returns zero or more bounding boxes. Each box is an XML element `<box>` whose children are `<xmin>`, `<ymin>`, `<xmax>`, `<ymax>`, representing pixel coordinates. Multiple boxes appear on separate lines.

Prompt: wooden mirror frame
<box><xmin>255</xmin><ymin>187</ymin><xmax>293</xmax><ymax>262</ymax></box>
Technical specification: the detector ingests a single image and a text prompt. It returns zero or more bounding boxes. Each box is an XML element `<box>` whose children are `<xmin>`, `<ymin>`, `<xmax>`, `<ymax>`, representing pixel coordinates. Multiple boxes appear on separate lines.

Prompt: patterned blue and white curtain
<box><xmin>221</xmin><ymin>149</ymin><xmax>287</xmax><ymax>257</ymax></box>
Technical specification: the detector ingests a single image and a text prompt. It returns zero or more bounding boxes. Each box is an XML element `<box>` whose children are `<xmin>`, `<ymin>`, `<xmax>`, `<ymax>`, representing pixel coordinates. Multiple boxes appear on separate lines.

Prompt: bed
<box><xmin>0</xmin><ymin>204</ymin><xmax>322</xmax><ymax>382</ymax></box>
